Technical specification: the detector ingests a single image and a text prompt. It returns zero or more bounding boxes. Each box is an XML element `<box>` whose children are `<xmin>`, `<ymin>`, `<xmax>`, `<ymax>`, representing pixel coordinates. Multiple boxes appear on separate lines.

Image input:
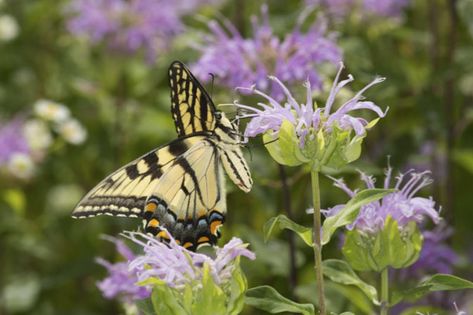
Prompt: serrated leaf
<box><xmin>322</xmin><ymin>188</ymin><xmax>395</xmax><ymax>245</ymax></box>
<box><xmin>391</xmin><ymin>274</ymin><xmax>473</xmax><ymax>306</ymax></box>
<box><xmin>246</xmin><ymin>285</ymin><xmax>315</xmax><ymax>315</ymax></box>
<box><xmin>264</xmin><ymin>215</ymin><xmax>313</xmax><ymax>247</ymax></box>
<box><xmin>322</xmin><ymin>259</ymin><xmax>378</xmax><ymax>304</ymax></box>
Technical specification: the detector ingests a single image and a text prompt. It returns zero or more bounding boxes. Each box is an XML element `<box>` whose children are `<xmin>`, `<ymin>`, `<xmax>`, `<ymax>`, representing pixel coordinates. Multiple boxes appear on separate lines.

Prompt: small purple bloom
<box><xmin>235</xmin><ymin>62</ymin><xmax>386</xmax><ymax>148</ymax></box>
<box><xmin>0</xmin><ymin>117</ymin><xmax>29</xmax><ymax>165</ymax></box>
<box><xmin>125</xmin><ymin>232</ymin><xmax>255</xmax><ymax>290</ymax></box>
<box><xmin>324</xmin><ymin>164</ymin><xmax>441</xmax><ymax>233</ymax></box>
<box><xmin>192</xmin><ymin>4</ymin><xmax>341</xmax><ymax>100</ymax></box>
<box><xmin>96</xmin><ymin>236</ymin><xmax>150</xmax><ymax>302</ymax></box>
<box><xmin>67</xmin><ymin>0</ymin><xmax>220</xmax><ymax>62</ymax></box>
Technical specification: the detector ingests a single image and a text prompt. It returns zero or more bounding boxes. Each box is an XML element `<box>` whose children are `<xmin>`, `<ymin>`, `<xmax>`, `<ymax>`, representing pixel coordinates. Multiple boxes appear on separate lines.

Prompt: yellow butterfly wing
<box><xmin>72</xmin><ymin>135</ymin><xmax>206</xmax><ymax>219</ymax></box>
<box><xmin>142</xmin><ymin>139</ymin><xmax>226</xmax><ymax>250</ymax></box>
<box><xmin>169</xmin><ymin>61</ymin><xmax>216</xmax><ymax>136</ymax></box>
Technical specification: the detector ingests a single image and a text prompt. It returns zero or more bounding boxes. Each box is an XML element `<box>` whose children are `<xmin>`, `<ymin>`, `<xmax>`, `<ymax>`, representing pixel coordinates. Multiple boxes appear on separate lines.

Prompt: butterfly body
<box><xmin>72</xmin><ymin>61</ymin><xmax>252</xmax><ymax>251</ymax></box>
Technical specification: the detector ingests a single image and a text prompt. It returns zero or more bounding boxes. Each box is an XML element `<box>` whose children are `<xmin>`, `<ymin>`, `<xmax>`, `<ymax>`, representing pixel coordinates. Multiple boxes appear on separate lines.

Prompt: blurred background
<box><xmin>0</xmin><ymin>0</ymin><xmax>472</xmax><ymax>314</ymax></box>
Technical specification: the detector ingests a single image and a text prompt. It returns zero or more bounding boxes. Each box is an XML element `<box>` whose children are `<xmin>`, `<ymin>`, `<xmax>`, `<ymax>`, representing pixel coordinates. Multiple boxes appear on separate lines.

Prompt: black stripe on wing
<box><xmin>168</xmin><ymin>61</ymin><xmax>216</xmax><ymax>137</ymax></box>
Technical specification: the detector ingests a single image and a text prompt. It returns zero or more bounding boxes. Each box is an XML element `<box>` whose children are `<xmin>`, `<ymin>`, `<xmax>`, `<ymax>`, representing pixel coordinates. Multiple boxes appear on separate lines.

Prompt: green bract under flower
<box><xmin>236</xmin><ymin>62</ymin><xmax>386</xmax><ymax>170</ymax></box>
<box><xmin>342</xmin><ymin>215</ymin><xmax>423</xmax><ymax>272</ymax></box>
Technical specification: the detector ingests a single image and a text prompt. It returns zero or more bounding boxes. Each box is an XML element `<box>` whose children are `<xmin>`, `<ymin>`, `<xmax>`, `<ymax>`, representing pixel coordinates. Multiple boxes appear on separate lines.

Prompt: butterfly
<box><xmin>72</xmin><ymin>61</ymin><xmax>252</xmax><ymax>251</ymax></box>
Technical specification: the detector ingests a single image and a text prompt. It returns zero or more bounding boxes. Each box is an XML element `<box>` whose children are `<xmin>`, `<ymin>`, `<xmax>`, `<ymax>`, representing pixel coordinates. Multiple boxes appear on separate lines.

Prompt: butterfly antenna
<box><xmin>262</xmin><ymin>137</ymin><xmax>279</xmax><ymax>146</ymax></box>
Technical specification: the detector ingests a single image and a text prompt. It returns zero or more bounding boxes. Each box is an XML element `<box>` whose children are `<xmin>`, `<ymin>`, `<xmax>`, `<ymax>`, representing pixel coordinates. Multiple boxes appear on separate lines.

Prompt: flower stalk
<box><xmin>380</xmin><ymin>267</ymin><xmax>390</xmax><ymax>315</ymax></box>
<box><xmin>311</xmin><ymin>170</ymin><xmax>326</xmax><ymax>315</ymax></box>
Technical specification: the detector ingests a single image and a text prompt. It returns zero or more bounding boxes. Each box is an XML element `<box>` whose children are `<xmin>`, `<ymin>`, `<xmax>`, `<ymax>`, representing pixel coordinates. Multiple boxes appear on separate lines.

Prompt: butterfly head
<box><xmin>214</xmin><ymin>111</ymin><xmax>243</xmax><ymax>145</ymax></box>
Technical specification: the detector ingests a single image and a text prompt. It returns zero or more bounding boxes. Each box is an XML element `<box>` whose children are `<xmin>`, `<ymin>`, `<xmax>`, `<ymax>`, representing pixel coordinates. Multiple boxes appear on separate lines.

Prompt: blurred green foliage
<box><xmin>0</xmin><ymin>0</ymin><xmax>472</xmax><ymax>314</ymax></box>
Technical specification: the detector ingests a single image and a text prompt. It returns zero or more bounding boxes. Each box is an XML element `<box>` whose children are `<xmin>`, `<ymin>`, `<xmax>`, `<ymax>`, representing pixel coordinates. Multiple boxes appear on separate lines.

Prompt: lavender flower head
<box><xmin>96</xmin><ymin>236</ymin><xmax>150</xmax><ymax>302</ymax></box>
<box><xmin>125</xmin><ymin>232</ymin><xmax>255</xmax><ymax>290</ymax></box>
<box><xmin>236</xmin><ymin>62</ymin><xmax>386</xmax><ymax>150</ymax></box>
<box><xmin>67</xmin><ymin>0</ymin><xmax>219</xmax><ymax>62</ymax></box>
<box><xmin>192</xmin><ymin>4</ymin><xmax>341</xmax><ymax>100</ymax></box>
<box><xmin>324</xmin><ymin>165</ymin><xmax>441</xmax><ymax>233</ymax></box>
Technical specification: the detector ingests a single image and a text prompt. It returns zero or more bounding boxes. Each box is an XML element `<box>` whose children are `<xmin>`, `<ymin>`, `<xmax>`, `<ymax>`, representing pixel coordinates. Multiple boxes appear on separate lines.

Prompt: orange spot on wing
<box><xmin>183</xmin><ymin>242</ymin><xmax>193</xmax><ymax>249</ymax></box>
<box><xmin>148</xmin><ymin>218</ymin><xmax>159</xmax><ymax>228</ymax></box>
<box><xmin>145</xmin><ymin>202</ymin><xmax>157</xmax><ymax>212</ymax></box>
<box><xmin>210</xmin><ymin>220</ymin><xmax>222</xmax><ymax>235</ymax></box>
<box><xmin>158</xmin><ymin>230</ymin><xmax>169</xmax><ymax>240</ymax></box>
<box><xmin>197</xmin><ymin>236</ymin><xmax>210</xmax><ymax>244</ymax></box>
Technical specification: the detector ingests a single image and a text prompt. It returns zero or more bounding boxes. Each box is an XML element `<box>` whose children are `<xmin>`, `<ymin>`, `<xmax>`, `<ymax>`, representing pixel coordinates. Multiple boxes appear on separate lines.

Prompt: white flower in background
<box><xmin>0</xmin><ymin>15</ymin><xmax>19</xmax><ymax>41</ymax></box>
<box><xmin>23</xmin><ymin>119</ymin><xmax>53</xmax><ymax>151</ymax></box>
<box><xmin>34</xmin><ymin>99</ymin><xmax>70</xmax><ymax>123</ymax></box>
<box><xmin>7</xmin><ymin>153</ymin><xmax>35</xmax><ymax>179</ymax></box>
<box><xmin>56</xmin><ymin>118</ymin><xmax>87</xmax><ymax>145</ymax></box>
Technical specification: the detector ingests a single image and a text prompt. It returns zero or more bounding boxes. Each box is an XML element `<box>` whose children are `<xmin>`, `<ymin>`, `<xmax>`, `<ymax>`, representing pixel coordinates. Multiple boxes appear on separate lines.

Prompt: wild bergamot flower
<box><xmin>236</xmin><ymin>62</ymin><xmax>387</xmax><ymax>170</ymax></box>
<box><xmin>192</xmin><ymin>4</ymin><xmax>341</xmax><ymax>101</ymax></box>
<box><xmin>322</xmin><ymin>164</ymin><xmax>441</xmax><ymax>271</ymax></box>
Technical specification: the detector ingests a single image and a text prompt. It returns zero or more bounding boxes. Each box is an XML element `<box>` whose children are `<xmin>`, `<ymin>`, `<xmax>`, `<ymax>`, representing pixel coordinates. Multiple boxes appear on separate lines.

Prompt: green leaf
<box><xmin>322</xmin><ymin>259</ymin><xmax>378</xmax><ymax>304</ymax></box>
<box><xmin>391</xmin><ymin>274</ymin><xmax>473</xmax><ymax>306</ymax></box>
<box><xmin>263</xmin><ymin>215</ymin><xmax>312</xmax><ymax>247</ymax></box>
<box><xmin>245</xmin><ymin>285</ymin><xmax>315</xmax><ymax>315</ymax></box>
<box><xmin>321</xmin><ymin>188</ymin><xmax>395</xmax><ymax>245</ymax></box>
<box><xmin>343</xmin><ymin>216</ymin><xmax>423</xmax><ymax>272</ymax></box>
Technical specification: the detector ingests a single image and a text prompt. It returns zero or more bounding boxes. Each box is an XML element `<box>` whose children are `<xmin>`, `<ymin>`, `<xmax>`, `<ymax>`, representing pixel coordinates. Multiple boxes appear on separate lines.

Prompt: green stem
<box><xmin>311</xmin><ymin>171</ymin><xmax>326</xmax><ymax>315</ymax></box>
<box><xmin>380</xmin><ymin>268</ymin><xmax>390</xmax><ymax>315</ymax></box>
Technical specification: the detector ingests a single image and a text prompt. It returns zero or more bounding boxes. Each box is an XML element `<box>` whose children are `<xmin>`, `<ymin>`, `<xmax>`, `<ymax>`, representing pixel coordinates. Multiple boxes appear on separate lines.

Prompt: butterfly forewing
<box><xmin>169</xmin><ymin>61</ymin><xmax>216</xmax><ymax>136</ymax></box>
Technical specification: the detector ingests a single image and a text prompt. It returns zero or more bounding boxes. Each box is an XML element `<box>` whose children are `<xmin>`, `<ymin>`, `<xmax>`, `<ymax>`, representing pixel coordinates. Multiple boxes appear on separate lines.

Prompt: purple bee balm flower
<box><xmin>0</xmin><ymin>117</ymin><xmax>29</xmax><ymax>165</ymax></box>
<box><xmin>192</xmin><ymin>4</ymin><xmax>341</xmax><ymax>101</ymax></box>
<box><xmin>235</xmin><ymin>62</ymin><xmax>386</xmax><ymax>147</ymax></box>
<box><xmin>96</xmin><ymin>236</ymin><xmax>150</xmax><ymax>302</ymax></box>
<box><xmin>67</xmin><ymin>0</ymin><xmax>219</xmax><ymax>62</ymax></box>
<box><xmin>323</xmin><ymin>165</ymin><xmax>441</xmax><ymax>233</ymax></box>
<box><xmin>125</xmin><ymin>232</ymin><xmax>255</xmax><ymax>290</ymax></box>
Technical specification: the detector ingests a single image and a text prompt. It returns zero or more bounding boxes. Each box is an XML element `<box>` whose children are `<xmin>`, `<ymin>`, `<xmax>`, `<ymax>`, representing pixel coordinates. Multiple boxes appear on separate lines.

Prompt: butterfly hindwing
<box><xmin>72</xmin><ymin>136</ymin><xmax>207</xmax><ymax>219</ymax></box>
<box><xmin>142</xmin><ymin>139</ymin><xmax>226</xmax><ymax>250</ymax></box>
<box><xmin>169</xmin><ymin>61</ymin><xmax>216</xmax><ymax>136</ymax></box>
